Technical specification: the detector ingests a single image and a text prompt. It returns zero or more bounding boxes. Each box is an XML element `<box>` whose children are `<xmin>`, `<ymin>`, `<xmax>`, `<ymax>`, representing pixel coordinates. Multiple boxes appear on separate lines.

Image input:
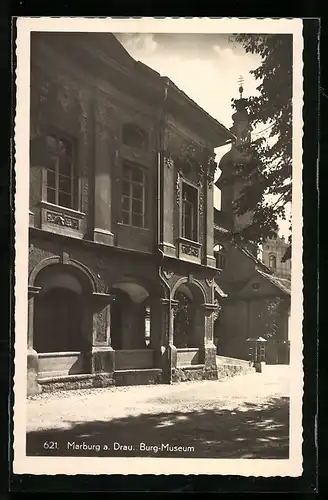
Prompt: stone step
<box><xmin>113</xmin><ymin>369</ymin><xmax>162</xmax><ymax>387</ymax></box>
<box><xmin>216</xmin><ymin>362</ymin><xmax>255</xmax><ymax>380</ymax></box>
<box><xmin>216</xmin><ymin>355</ymin><xmax>251</xmax><ymax>367</ymax></box>
<box><xmin>37</xmin><ymin>373</ymin><xmax>114</xmax><ymax>393</ymax></box>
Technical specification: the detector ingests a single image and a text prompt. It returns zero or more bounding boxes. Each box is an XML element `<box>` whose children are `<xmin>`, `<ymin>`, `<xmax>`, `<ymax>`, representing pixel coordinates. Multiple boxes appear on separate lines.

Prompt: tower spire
<box><xmin>238</xmin><ymin>75</ymin><xmax>244</xmax><ymax>99</ymax></box>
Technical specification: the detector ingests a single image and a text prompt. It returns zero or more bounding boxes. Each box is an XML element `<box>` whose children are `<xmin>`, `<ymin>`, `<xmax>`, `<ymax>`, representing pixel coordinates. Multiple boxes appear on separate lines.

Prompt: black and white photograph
<box><xmin>14</xmin><ymin>18</ymin><xmax>303</xmax><ymax>476</ymax></box>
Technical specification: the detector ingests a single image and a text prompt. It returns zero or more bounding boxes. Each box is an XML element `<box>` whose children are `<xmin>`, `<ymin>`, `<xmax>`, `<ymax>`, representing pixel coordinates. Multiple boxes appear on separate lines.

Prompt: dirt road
<box><xmin>26</xmin><ymin>366</ymin><xmax>290</xmax><ymax>459</ymax></box>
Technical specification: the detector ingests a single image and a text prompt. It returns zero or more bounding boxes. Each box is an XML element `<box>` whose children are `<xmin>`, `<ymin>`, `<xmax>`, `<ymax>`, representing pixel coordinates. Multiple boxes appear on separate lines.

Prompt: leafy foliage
<box><xmin>230</xmin><ymin>34</ymin><xmax>293</xmax><ymax>244</ymax></box>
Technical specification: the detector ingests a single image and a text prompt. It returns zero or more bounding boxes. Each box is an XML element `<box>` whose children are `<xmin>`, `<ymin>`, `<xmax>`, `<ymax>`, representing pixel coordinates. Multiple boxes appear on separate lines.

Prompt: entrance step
<box><xmin>216</xmin><ymin>355</ymin><xmax>255</xmax><ymax>379</ymax></box>
<box><xmin>37</xmin><ymin>373</ymin><xmax>114</xmax><ymax>393</ymax></box>
<box><xmin>113</xmin><ymin>369</ymin><xmax>162</xmax><ymax>386</ymax></box>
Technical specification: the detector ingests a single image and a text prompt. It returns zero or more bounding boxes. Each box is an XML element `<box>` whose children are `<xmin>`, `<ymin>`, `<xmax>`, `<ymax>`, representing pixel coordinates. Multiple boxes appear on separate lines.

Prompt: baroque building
<box><xmin>27</xmin><ymin>32</ymin><xmax>236</xmax><ymax>395</ymax></box>
<box><xmin>213</xmin><ymin>86</ymin><xmax>291</xmax><ymax>365</ymax></box>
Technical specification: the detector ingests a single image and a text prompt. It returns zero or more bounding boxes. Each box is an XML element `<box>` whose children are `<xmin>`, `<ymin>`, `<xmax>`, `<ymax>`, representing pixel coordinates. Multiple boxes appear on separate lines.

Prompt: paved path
<box><xmin>26</xmin><ymin>366</ymin><xmax>290</xmax><ymax>459</ymax></box>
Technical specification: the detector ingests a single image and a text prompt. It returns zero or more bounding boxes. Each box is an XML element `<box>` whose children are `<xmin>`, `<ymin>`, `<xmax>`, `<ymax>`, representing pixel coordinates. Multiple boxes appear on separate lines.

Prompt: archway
<box><xmin>32</xmin><ymin>263</ymin><xmax>93</xmax><ymax>377</ymax></box>
<box><xmin>173</xmin><ymin>281</ymin><xmax>205</xmax><ymax>349</ymax></box>
<box><xmin>110</xmin><ymin>280</ymin><xmax>150</xmax><ymax>351</ymax></box>
<box><xmin>109</xmin><ymin>279</ymin><xmax>154</xmax><ymax>370</ymax></box>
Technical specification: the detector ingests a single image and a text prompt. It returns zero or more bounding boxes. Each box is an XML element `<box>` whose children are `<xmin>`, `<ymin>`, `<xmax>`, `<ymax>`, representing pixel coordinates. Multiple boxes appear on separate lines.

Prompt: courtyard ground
<box><xmin>26</xmin><ymin>365</ymin><xmax>290</xmax><ymax>459</ymax></box>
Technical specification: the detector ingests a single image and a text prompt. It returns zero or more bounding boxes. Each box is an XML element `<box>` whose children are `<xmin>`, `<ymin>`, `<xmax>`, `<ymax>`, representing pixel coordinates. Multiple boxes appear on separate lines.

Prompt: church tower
<box><xmin>215</xmin><ymin>78</ymin><xmax>256</xmax><ymax>247</ymax></box>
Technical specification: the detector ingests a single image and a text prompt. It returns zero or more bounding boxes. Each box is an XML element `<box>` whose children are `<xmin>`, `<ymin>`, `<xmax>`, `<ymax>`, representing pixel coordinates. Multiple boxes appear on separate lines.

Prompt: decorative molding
<box><xmin>176</xmin><ymin>170</ymin><xmax>181</xmax><ymax>206</ymax></box>
<box><xmin>46</xmin><ymin>210</ymin><xmax>79</xmax><ymax>230</ymax></box>
<box><xmin>171</xmin><ymin>300</ymin><xmax>180</xmax><ymax>318</ymax></box>
<box><xmin>213</xmin><ymin>299</ymin><xmax>222</xmax><ymax>322</ymax></box>
<box><xmin>95</xmin><ymin>94</ymin><xmax>114</xmax><ymax>129</ymax></box>
<box><xmin>181</xmin><ymin>244</ymin><xmax>199</xmax><ymax>258</ymax></box>
<box><xmin>162</xmin><ymin>269</ymin><xmax>174</xmax><ymax>280</ymax></box>
<box><xmin>164</xmin><ymin>156</ymin><xmax>174</xmax><ymax>169</ymax></box>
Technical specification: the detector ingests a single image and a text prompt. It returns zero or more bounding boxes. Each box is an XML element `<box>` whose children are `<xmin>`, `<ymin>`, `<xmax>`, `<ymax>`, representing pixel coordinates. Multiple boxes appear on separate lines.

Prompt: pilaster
<box><xmin>92</xmin><ymin>109</ymin><xmax>115</xmax><ymax>245</ymax></box>
<box><xmin>27</xmin><ymin>286</ymin><xmax>42</xmax><ymax>395</ymax></box>
<box><xmin>89</xmin><ymin>292</ymin><xmax>116</xmax><ymax>374</ymax></box>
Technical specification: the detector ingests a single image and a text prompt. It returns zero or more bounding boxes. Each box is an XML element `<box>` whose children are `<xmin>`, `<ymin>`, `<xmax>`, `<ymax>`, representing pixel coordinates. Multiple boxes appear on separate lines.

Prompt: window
<box><xmin>44</xmin><ymin>134</ymin><xmax>76</xmax><ymax>209</ymax></box>
<box><xmin>214</xmin><ymin>244</ymin><xmax>226</xmax><ymax>270</ymax></box>
<box><xmin>269</xmin><ymin>254</ymin><xmax>277</xmax><ymax>270</ymax></box>
<box><xmin>181</xmin><ymin>183</ymin><xmax>198</xmax><ymax>241</ymax></box>
<box><xmin>122</xmin><ymin>124</ymin><xmax>147</xmax><ymax>150</ymax></box>
<box><xmin>121</xmin><ymin>161</ymin><xmax>146</xmax><ymax>228</ymax></box>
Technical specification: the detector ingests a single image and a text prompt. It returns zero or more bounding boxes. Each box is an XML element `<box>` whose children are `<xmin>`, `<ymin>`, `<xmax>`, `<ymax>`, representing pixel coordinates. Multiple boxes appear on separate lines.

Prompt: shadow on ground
<box><xmin>27</xmin><ymin>396</ymin><xmax>289</xmax><ymax>459</ymax></box>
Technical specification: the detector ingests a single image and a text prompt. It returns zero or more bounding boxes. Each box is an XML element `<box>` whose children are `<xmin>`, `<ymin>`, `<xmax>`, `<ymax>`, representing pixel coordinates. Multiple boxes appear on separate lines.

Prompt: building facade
<box><xmin>27</xmin><ymin>32</ymin><xmax>235</xmax><ymax>395</ymax></box>
<box><xmin>261</xmin><ymin>236</ymin><xmax>292</xmax><ymax>279</ymax></box>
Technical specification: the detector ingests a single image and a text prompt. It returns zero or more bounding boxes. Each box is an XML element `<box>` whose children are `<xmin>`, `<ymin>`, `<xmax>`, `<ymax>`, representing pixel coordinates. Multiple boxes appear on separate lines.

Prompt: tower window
<box><xmin>122</xmin><ymin>124</ymin><xmax>147</xmax><ymax>150</ymax></box>
<box><xmin>121</xmin><ymin>161</ymin><xmax>147</xmax><ymax>228</ymax></box>
<box><xmin>269</xmin><ymin>254</ymin><xmax>277</xmax><ymax>270</ymax></box>
<box><xmin>181</xmin><ymin>183</ymin><xmax>198</xmax><ymax>242</ymax></box>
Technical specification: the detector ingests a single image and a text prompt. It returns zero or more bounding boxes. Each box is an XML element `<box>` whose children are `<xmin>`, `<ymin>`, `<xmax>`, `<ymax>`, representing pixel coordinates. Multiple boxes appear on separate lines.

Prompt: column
<box><xmin>93</xmin><ymin>111</ymin><xmax>115</xmax><ymax>246</ymax></box>
<box><xmin>150</xmin><ymin>298</ymin><xmax>178</xmax><ymax>383</ymax></box>
<box><xmin>199</xmin><ymin>303</ymin><xmax>218</xmax><ymax>377</ymax></box>
<box><xmin>27</xmin><ymin>286</ymin><xmax>42</xmax><ymax>396</ymax></box>
<box><xmin>159</xmin><ymin>156</ymin><xmax>177</xmax><ymax>258</ymax></box>
<box><xmin>89</xmin><ymin>293</ymin><xmax>116</xmax><ymax>375</ymax></box>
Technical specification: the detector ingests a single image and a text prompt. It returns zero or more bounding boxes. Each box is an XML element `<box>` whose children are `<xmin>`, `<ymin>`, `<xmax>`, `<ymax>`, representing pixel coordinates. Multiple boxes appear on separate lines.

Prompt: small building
<box><xmin>27</xmin><ymin>32</ymin><xmax>235</xmax><ymax>395</ymax></box>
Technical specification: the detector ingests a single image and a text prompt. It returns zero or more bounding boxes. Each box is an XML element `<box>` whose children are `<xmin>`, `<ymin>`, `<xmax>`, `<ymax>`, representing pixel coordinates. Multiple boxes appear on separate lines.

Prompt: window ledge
<box><xmin>177</xmin><ymin>236</ymin><xmax>202</xmax><ymax>247</ymax></box>
<box><xmin>39</xmin><ymin>200</ymin><xmax>86</xmax><ymax>218</ymax></box>
<box><xmin>117</xmin><ymin>222</ymin><xmax>150</xmax><ymax>232</ymax></box>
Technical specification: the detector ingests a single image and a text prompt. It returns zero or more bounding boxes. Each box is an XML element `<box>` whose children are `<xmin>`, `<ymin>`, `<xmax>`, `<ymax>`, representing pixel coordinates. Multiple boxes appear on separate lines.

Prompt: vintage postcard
<box><xmin>13</xmin><ymin>17</ymin><xmax>303</xmax><ymax>476</ymax></box>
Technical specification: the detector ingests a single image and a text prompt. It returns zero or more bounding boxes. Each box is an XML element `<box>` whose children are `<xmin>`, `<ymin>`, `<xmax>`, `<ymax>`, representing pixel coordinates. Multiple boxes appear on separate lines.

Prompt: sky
<box><xmin>115</xmin><ymin>33</ymin><xmax>290</xmax><ymax>237</ymax></box>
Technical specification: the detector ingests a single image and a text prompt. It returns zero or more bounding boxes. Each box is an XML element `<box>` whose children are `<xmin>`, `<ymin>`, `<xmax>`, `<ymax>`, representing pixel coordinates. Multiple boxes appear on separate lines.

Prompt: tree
<box><xmin>229</xmin><ymin>34</ymin><xmax>293</xmax><ymax>246</ymax></box>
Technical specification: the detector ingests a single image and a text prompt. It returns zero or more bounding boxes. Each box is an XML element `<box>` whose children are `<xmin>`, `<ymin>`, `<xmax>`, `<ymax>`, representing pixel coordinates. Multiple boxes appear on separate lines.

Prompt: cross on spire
<box><xmin>238</xmin><ymin>75</ymin><xmax>244</xmax><ymax>98</ymax></box>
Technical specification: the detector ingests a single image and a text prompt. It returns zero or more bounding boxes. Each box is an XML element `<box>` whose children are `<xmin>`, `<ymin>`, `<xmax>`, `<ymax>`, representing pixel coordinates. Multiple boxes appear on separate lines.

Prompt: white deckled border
<box><xmin>13</xmin><ymin>17</ymin><xmax>304</xmax><ymax>477</ymax></box>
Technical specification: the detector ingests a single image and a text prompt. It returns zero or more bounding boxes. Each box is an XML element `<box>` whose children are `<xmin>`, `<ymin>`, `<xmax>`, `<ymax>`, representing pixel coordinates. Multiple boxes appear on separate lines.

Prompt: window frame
<box><xmin>41</xmin><ymin>130</ymin><xmax>78</xmax><ymax>211</ymax></box>
<box><xmin>268</xmin><ymin>253</ymin><xmax>277</xmax><ymax>271</ymax></box>
<box><xmin>121</xmin><ymin>160</ymin><xmax>147</xmax><ymax>229</ymax></box>
<box><xmin>180</xmin><ymin>180</ymin><xmax>199</xmax><ymax>243</ymax></box>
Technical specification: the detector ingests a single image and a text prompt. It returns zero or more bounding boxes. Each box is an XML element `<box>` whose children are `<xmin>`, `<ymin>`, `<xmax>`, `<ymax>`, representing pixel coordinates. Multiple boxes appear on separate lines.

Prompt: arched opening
<box><xmin>32</xmin><ymin>263</ymin><xmax>92</xmax><ymax>377</ymax></box>
<box><xmin>34</xmin><ymin>288</ymin><xmax>83</xmax><ymax>353</ymax></box>
<box><xmin>174</xmin><ymin>288</ymin><xmax>194</xmax><ymax>348</ymax></box>
<box><xmin>109</xmin><ymin>279</ymin><xmax>154</xmax><ymax>370</ymax></box>
<box><xmin>269</xmin><ymin>253</ymin><xmax>277</xmax><ymax>271</ymax></box>
<box><xmin>214</xmin><ymin>243</ymin><xmax>226</xmax><ymax>270</ymax></box>
<box><xmin>110</xmin><ymin>280</ymin><xmax>151</xmax><ymax>351</ymax></box>
<box><xmin>173</xmin><ymin>281</ymin><xmax>204</xmax><ymax>349</ymax></box>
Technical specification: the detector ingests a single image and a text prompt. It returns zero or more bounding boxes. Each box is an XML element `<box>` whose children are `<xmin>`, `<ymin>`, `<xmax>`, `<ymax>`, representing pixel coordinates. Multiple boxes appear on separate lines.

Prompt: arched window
<box><xmin>214</xmin><ymin>244</ymin><xmax>226</xmax><ymax>270</ymax></box>
<box><xmin>122</xmin><ymin>124</ymin><xmax>147</xmax><ymax>150</ymax></box>
<box><xmin>269</xmin><ymin>254</ymin><xmax>277</xmax><ymax>270</ymax></box>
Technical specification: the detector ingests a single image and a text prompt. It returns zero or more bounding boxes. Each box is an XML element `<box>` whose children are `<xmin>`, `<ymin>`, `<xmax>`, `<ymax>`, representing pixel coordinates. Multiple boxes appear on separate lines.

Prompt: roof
<box><xmin>164</xmin><ymin>78</ymin><xmax>235</xmax><ymax>143</ymax></box>
<box><xmin>257</xmin><ymin>269</ymin><xmax>291</xmax><ymax>295</ymax></box>
<box><xmin>232</xmin><ymin>243</ymin><xmax>272</xmax><ymax>273</ymax></box>
<box><xmin>110</xmin><ymin>35</ymin><xmax>235</xmax><ymax>144</ymax></box>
